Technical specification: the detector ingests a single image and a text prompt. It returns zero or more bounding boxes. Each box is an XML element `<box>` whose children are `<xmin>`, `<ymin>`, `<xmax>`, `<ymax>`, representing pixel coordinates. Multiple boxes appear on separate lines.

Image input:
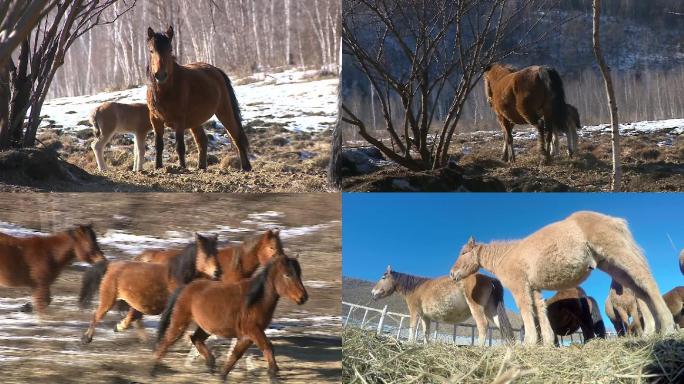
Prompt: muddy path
<box><xmin>0</xmin><ymin>194</ymin><xmax>341</xmax><ymax>383</ymax></box>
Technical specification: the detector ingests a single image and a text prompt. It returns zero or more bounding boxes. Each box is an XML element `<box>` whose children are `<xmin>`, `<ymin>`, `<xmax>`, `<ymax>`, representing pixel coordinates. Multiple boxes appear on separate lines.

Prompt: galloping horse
<box><xmin>663</xmin><ymin>286</ymin><xmax>684</xmax><ymax>328</ymax></box>
<box><xmin>0</xmin><ymin>225</ymin><xmax>105</xmax><ymax>312</ymax></box>
<box><xmin>605</xmin><ymin>279</ymin><xmax>642</xmax><ymax>336</ymax></box>
<box><xmin>79</xmin><ymin>233</ymin><xmax>220</xmax><ymax>343</ymax></box>
<box><xmin>483</xmin><ymin>63</ymin><xmax>578</xmax><ymax>164</ymax></box>
<box><xmin>449</xmin><ymin>211</ymin><xmax>675</xmax><ymax>345</ymax></box>
<box><xmin>90</xmin><ymin>102</ymin><xmax>152</xmax><ymax>172</ymax></box>
<box><xmin>153</xmin><ymin>254</ymin><xmax>307</xmax><ymax>379</ymax></box>
<box><xmin>546</xmin><ymin>287</ymin><xmax>605</xmax><ymax>345</ymax></box>
<box><xmin>146</xmin><ymin>26</ymin><xmax>251</xmax><ymax>171</ymax></box>
<box><xmin>371</xmin><ymin>266</ymin><xmax>514</xmax><ymax>345</ymax></box>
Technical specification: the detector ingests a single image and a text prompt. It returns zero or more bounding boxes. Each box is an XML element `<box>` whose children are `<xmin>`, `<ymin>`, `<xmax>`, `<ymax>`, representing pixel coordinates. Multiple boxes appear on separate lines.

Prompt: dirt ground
<box><xmin>0</xmin><ymin>124</ymin><xmax>332</xmax><ymax>193</ymax></box>
<box><xmin>343</xmin><ymin>129</ymin><xmax>684</xmax><ymax>192</ymax></box>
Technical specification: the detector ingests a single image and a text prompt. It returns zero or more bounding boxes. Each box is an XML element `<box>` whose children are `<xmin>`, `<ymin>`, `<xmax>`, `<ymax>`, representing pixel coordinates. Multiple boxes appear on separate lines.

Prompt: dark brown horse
<box><xmin>79</xmin><ymin>233</ymin><xmax>220</xmax><ymax>344</ymax></box>
<box><xmin>546</xmin><ymin>287</ymin><xmax>606</xmax><ymax>345</ymax></box>
<box><xmin>146</xmin><ymin>26</ymin><xmax>251</xmax><ymax>171</ymax></box>
<box><xmin>484</xmin><ymin>63</ymin><xmax>576</xmax><ymax>164</ymax></box>
<box><xmin>153</xmin><ymin>254</ymin><xmax>307</xmax><ymax>379</ymax></box>
<box><xmin>0</xmin><ymin>225</ymin><xmax>105</xmax><ymax>312</ymax></box>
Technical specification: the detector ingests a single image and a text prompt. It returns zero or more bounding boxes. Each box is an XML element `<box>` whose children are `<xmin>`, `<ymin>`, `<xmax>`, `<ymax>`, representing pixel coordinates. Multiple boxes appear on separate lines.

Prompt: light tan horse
<box><xmin>663</xmin><ymin>286</ymin><xmax>684</xmax><ymax>328</ymax></box>
<box><xmin>89</xmin><ymin>102</ymin><xmax>152</xmax><ymax>172</ymax></box>
<box><xmin>605</xmin><ymin>279</ymin><xmax>642</xmax><ymax>336</ymax></box>
<box><xmin>371</xmin><ymin>266</ymin><xmax>514</xmax><ymax>345</ymax></box>
<box><xmin>449</xmin><ymin>211</ymin><xmax>675</xmax><ymax>345</ymax></box>
<box><xmin>484</xmin><ymin>63</ymin><xmax>578</xmax><ymax>164</ymax></box>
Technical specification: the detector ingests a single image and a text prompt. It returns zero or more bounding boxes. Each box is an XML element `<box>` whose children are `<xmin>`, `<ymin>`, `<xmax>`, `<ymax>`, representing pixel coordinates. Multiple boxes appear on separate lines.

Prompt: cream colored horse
<box><xmin>605</xmin><ymin>279</ymin><xmax>642</xmax><ymax>336</ymax></box>
<box><xmin>89</xmin><ymin>102</ymin><xmax>152</xmax><ymax>172</ymax></box>
<box><xmin>449</xmin><ymin>211</ymin><xmax>675</xmax><ymax>345</ymax></box>
<box><xmin>371</xmin><ymin>265</ymin><xmax>514</xmax><ymax>345</ymax></box>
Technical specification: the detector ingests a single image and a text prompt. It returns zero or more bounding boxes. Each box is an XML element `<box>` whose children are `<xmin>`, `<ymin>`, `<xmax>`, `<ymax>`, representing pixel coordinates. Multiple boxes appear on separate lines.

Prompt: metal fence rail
<box><xmin>342</xmin><ymin>301</ymin><xmax>614</xmax><ymax>346</ymax></box>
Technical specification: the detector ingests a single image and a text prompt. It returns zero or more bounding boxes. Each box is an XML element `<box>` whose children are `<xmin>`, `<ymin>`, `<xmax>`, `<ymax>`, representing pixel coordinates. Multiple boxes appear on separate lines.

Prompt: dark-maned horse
<box><xmin>483</xmin><ymin>63</ymin><xmax>577</xmax><ymax>164</ymax></box>
<box><xmin>605</xmin><ymin>279</ymin><xmax>642</xmax><ymax>336</ymax></box>
<box><xmin>79</xmin><ymin>233</ymin><xmax>220</xmax><ymax>343</ymax></box>
<box><xmin>371</xmin><ymin>266</ymin><xmax>514</xmax><ymax>344</ymax></box>
<box><xmin>0</xmin><ymin>225</ymin><xmax>105</xmax><ymax>312</ymax></box>
<box><xmin>146</xmin><ymin>26</ymin><xmax>251</xmax><ymax>171</ymax></box>
<box><xmin>153</xmin><ymin>254</ymin><xmax>307</xmax><ymax>379</ymax></box>
<box><xmin>546</xmin><ymin>287</ymin><xmax>606</xmax><ymax>345</ymax></box>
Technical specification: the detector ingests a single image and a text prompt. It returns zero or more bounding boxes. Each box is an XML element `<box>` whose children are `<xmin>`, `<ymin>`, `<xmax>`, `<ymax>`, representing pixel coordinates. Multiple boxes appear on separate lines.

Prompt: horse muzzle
<box><xmin>296</xmin><ymin>292</ymin><xmax>308</xmax><ymax>305</ymax></box>
<box><xmin>450</xmin><ymin>269</ymin><xmax>462</xmax><ymax>282</ymax></box>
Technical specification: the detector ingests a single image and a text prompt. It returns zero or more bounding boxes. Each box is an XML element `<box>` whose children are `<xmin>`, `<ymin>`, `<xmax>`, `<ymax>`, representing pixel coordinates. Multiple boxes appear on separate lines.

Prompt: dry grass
<box><xmin>343</xmin><ymin>327</ymin><xmax>684</xmax><ymax>384</ymax></box>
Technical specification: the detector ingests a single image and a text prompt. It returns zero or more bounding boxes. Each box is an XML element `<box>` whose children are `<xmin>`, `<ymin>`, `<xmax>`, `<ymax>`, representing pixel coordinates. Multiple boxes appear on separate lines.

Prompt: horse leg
<box><xmin>470</xmin><ymin>301</ymin><xmax>491</xmax><ymax>346</ymax></box>
<box><xmin>115</xmin><ymin>308</ymin><xmax>139</xmax><ymax>332</ymax></box>
<box><xmin>535</xmin><ymin>119</ymin><xmax>551</xmax><ymax>165</ymax></box>
<box><xmin>152</xmin><ymin>306</ymin><xmax>193</xmax><ymax>371</ymax></box>
<box><xmin>533</xmin><ymin>291</ymin><xmax>555</xmax><ymax>345</ymax></box>
<box><xmin>91</xmin><ymin>130</ymin><xmax>115</xmax><ymax>172</ymax></box>
<box><xmin>134</xmin><ymin>131</ymin><xmax>146</xmax><ymax>172</ymax></box>
<box><xmin>420</xmin><ymin>317</ymin><xmax>429</xmax><ymax>344</ymax></box>
<box><xmin>174</xmin><ymin>127</ymin><xmax>186</xmax><ymax>168</ymax></box>
<box><xmin>614</xmin><ymin>306</ymin><xmax>631</xmax><ymax>336</ymax></box>
<box><xmin>511</xmin><ymin>286</ymin><xmax>538</xmax><ymax>344</ymax></box>
<box><xmin>189</xmin><ymin>126</ymin><xmax>208</xmax><ymax>170</ymax></box>
<box><xmin>216</xmin><ymin>106</ymin><xmax>252</xmax><ymax>171</ymax></box>
<box><xmin>497</xmin><ymin>117</ymin><xmax>509</xmax><ymax>162</ymax></box>
<box><xmin>152</xmin><ymin>117</ymin><xmax>165</xmax><ymax>169</ymax></box>
<box><xmin>32</xmin><ymin>284</ymin><xmax>51</xmax><ymax>313</ymax></box>
<box><xmin>408</xmin><ymin>312</ymin><xmax>418</xmax><ymax>342</ymax></box>
<box><xmin>250</xmin><ymin>329</ymin><xmax>279</xmax><ymax>376</ymax></box>
<box><xmin>190</xmin><ymin>328</ymin><xmax>215</xmax><ymax>373</ymax></box>
<box><xmin>82</xmin><ymin>284</ymin><xmax>118</xmax><ymax>344</ymax></box>
<box><xmin>220</xmin><ymin>338</ymin><xmax>252</xmax><ymax>379</ymax></box>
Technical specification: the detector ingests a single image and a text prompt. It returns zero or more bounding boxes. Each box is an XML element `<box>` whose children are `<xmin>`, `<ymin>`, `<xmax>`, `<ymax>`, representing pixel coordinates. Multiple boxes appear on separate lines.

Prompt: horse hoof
<box><xmin>81</xmin><ymin>334</ymin><xmax>93</xmax><ymax>344</ymax></box>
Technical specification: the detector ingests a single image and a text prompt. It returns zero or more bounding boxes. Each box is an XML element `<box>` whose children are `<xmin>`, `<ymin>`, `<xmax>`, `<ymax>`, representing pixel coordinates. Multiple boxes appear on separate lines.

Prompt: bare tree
<box><xmin>341</xmin><ymin>0</ymin><xmax>564</xmax><ymax>171</ymax></box>
<box><xmin>0</xmin><ymin>0</ymin><xmax>57</xmax><ymax>67</ymax></box>
<box><xmin>592</xmin><ymin>0</ymin><xmax>621</xmax><ymax>191</ymax></box>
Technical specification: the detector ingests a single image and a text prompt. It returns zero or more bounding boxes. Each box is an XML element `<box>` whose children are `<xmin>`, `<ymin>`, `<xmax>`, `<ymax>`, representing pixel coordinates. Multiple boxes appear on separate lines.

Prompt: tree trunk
<box><xmin>328</xmin><ymin>39</ymin><xmax>342</xmax><ymax>190</ymax></box>
<box><xmin>592</xmin><ymin>0</ymin><xmax>622</xmax><ymax>191</ymax></box>
<box><xmin>0</xmin><ymin>62</ymin><xmax>10</xmax><ymax>149</ymax></box>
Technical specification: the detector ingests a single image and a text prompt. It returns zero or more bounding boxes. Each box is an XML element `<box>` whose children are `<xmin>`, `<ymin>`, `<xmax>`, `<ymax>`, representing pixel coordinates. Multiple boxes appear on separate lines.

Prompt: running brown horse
<box><xmin>146</xmin><ymin>26</ymin><xmax>251</xmax><ymax>171</ymax></box>
<box><xmin>0</xmin><ymin>225</ymin><xmax>105</xmax><ymax>312</ymax></box>
<box><xmin>371</xmin><ymin>266</ymin><xmax>514</xmax><ymax>344</ymax></box>
<box><xmin>153</xmin><ymin>253</ymin><xmax>307</xmax><ymax>379</ymax></box>
<box><xmin>605</xmin><ymin>279</ymin><xmax>642</xmax><ymax>336</ymax></box>
<box><xmin>79</xmin><ymin>233</ymin><xmax>220</xmax><ymax>343</ymax></box>
<box><xmin>483</xmin><ymin>63</ymin><xmax>577</xmax><ymax>164</ymax></box>
<box><xmin>546</xmin><ymin>287</ymin><xmax>606</xmax><ymax>345</ymax></box>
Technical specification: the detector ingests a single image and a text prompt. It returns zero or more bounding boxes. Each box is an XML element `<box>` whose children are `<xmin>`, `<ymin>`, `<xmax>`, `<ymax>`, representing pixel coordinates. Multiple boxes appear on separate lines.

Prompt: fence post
<box><xmin>488</xmin><ymin>327</ymin><xmax>493</xmax><ymax>346</ymax></box>
<box><xmin>470</xmin><ymin>326</ymin><xmax>475</xmax><ymax>345</ymax></box>
<box><xmin>376</xmin><ymin>305</ymin><xmax>388</xmax><ymax>335</ymax></box>
<box><xmin>433</xmin><ymin>322</ymin><xmax>439</xmax><ymax>341</ymax></box>
<box><xmin>361</xmin><ymin>308</ymin><xmax>369</xmax><ymax>327</ymax></box>
<box><xmin>453</xmin><ymin>323</ymin><xmax>457</xmax><ymax>344</ymax></box>
<box><xmin>570</xmin><ymin>333</ymin><xmax>574</xmax><ymax>344</ymax></box>
<box><xmin>344</xmin><ymin>305</ymin><xmax>353</xmax><ymax>326</ymax></box>
<box><xmin>397</xmin><ymin>316</ymin><xmax>404</xmax><ymax>340</ymax></box>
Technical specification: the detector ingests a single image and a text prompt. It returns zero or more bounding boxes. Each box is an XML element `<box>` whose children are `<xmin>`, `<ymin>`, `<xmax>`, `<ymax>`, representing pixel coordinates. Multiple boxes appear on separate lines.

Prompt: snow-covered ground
<box><xmin>39</xmin><ymin>69</ymin><xmax>338</xmax><ymax>136</ymax></box>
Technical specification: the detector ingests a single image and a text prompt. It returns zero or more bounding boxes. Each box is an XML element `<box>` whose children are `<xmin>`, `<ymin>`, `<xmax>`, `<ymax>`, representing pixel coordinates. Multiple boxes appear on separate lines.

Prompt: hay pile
<box><xmin>343</xmin><ymin>327</ymin><xmax>684</xmax><ymax>383</ymax></box>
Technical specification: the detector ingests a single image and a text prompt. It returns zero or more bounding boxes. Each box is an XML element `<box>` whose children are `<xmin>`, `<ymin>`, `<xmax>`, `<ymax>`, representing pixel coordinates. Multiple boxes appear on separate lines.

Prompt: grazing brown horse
<box><xmin>371</xmin><ymin>266</ymin><xmax>514</xmax><ymax>344</ymax></box>
<box><xmin>0</xmin><ymin>225</ymin><xmax>105</xmax><ymax>312</ymax></box>
<box><xmin>484</xmin><ymin>63</ymin><xmax>577</xmax><ymax>164</ymax></box>
<box><xmin>146</xmin><ymin>26</ymin><xmax>251</xmax><ymax>171</ymax></box>
<box><xmin>605</xmin><ymin>279</ymin><xmax>642</xmax><ymax>336</ymax></box>
<box><xmin>546</xmin><ymin>287</ymin><xmax>606</xmax><ymax>345</ymax></box>
<box><xmin>449</xmin><ymin>211</ymin><xmax>675</xmax><ymax>345</ymax></box>
<box><xmin>153</xmin><ymin>254</ymin><xmax>307</xmax><ymax>379</ymax></box>
<box><xmin>79</xmin><ymin>234</ymin><xmax>220</xmax><ymax>344</ymax></box>
<box><xmin>663</xmin><ymin>286</ymin><xmax>684</xmax><ymax>328</ymax></box>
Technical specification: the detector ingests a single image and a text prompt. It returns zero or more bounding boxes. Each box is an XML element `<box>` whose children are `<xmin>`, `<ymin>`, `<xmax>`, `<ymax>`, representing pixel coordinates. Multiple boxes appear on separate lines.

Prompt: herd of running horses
<box><xmin>0</xmin><ymin>226</ymin><xmax>307</xmax><ymax>379</ymax></box>
<box><xmin>372</xmin><ymin>211</ymin><xmax>683</xmax><ymax>346</ymax></box>
<box><xmin>89</xmin><ymin>26</ymin><xmax>252</xmax><ymax>173</ymax></box>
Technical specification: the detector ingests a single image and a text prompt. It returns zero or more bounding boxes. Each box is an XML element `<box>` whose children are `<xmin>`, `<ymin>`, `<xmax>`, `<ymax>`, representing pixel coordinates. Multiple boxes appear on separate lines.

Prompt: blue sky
<box><xmin>343</xmin><ymin>193</ymin><xmax>684</xmax><ymax>329</ymax></box>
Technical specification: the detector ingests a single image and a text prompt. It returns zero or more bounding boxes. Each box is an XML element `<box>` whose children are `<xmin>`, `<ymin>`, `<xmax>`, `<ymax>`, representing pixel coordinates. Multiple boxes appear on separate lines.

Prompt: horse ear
<box><xmin>273</xmin><ymin>228</ymin><xmax>280</xmax><ymax>237</ymax></box>
<box><xmin>386</xmin><ymin>265</ymin><xmax>392</xmax><ymax>273</ymax></box>
<box><xmin>147</xmin><ymin>27</ymin><xmax>154</xmax><ymax>40</ymax></box>
<box><xmin>195</xmin><ymin>232</ymin><xmax>205</xmax><ymax>244</ymax></box>
<box><xmin>166</xmin><ymin>25</ymin><xmax>174</xmax><ymax>41</ymax></box>
<box><xmin>467</xmin><ymin>236</ymin><xmax>476</xmax><ymax>246</ymax></box>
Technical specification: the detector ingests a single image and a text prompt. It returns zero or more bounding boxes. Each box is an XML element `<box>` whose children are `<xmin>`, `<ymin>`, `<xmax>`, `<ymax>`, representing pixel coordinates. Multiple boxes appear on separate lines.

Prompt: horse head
<box><xmin>256</xmin><ymin>228</ymin><xmax>284</xmax><ymax>265</ymax></box>
<box><xmin>272</xmin><ymin>254</ymin><xmax>308</xmax><ymax>305</ymax></box>
<box><xmin>195</xmin><ymin>233</ymin><xmax>221</xmax><ymax>280</ymax></box>
<box><xmin>450</xmin><ymin>236</ymin><xmax>481</xmax><ymax>282</ymax></box>
<box><xmin>371</xmin><ymin>265</ymin><xmax>397</xmax><ymax>300</ymax></box>
<box><xmin>147</xmin><ymin>26</ymin><xmax>175</xmax><ymax>84</ymax></box>
<box><xmin>70</xmin><ymin>224</ymin><xmax>106</xmax><ymax>264</ymax></box>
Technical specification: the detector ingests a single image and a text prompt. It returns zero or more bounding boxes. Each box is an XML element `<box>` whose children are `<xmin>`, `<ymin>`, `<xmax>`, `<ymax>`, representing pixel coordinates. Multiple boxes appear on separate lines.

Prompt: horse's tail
<box><xmin>587</xmin><ymin>296</ymin><xmax>606</xmax><ymax>338</ymax></box>
<box><xmin>539</xmin><ymin>66</ymin><xmax>567</xmax><ymax>134</ymax></box>
<box><xmin>157</xmin><ymin>286</ymin><xmax>183</xmax><ymax>344</ymax></box>
<box><xmin>492</xmin><ymin>279</ymin><xmax>515</xmax><ymax>342</ymax></box>
<box><xmin>218</xmin><ymin>69</ymin><xmax>250</xmax><ymax>153</ymax></box>
<box><xmin>78</xmin><ymin>259</ymin><xmax>109</xmax><ymax>308</ymax></box>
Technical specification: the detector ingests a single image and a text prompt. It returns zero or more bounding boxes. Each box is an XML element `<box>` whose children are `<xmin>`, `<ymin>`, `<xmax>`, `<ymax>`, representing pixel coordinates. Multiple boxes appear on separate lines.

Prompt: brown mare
<box><xmin>663</xmin><ymin>286</ymin><xmax>684</xmax><ymax>328</ymax></box>
<box><xmin>545</xmin><ymin>287</ymin><xmax>605</xmax><ymax>345</ymax></box>
<box><xmin>483</xmin><ymin>63</ymin><xmax>578</xmax><ymax>164</ymax></box>
<box><xmin>605</xmin><ymin>279</ymin><xmax>642</xmax><ymax>336</ymax></box>
<box><xmin>0</xmin><ymin>225</ymin><xmax>105</xmax><ymax>312</ymax></box>
<box><xmin>371</xmin><ymin>266</ymin><xmax>514</xmax><ymax>345</ymax></box>
<box><xmin>153</xmin><ymin>254</ymin><xmax>308</xmax><ymax>379</ymax></box>
<box><xmin>146</xmin><ymin>26</ymin><xmax>251</xmax><ymax>171</ymax></box>
<box><xmin>79</xmin><ymin>233</ymin><xmax>220</xmax><ymax>344</ymax></box>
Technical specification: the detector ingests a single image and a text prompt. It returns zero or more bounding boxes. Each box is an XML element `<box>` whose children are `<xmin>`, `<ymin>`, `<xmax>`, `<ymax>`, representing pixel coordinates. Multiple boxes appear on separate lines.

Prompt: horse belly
<box><xmin>530</xmin><ymin>248</ymin><xmax>594</xmax><ymax>291</ymax></box>
<box><xmin>422</xmin><ymin>289</ymin><xmax>471</xmax><ymax>323</ymax></box>
<box><xmin>118</xmin><ymin>283</ymin><xmax>168</xmax><ymax>315</ymax></box>
<box><xmin>0</xmin><ymin>249</ymin><xmax>32</xmax><ymax>287</ymax></box>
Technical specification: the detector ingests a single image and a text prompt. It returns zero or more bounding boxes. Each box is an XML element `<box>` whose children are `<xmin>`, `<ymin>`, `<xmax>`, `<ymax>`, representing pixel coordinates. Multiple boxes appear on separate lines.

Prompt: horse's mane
<box><xmin>245</xmin><ymin>255</ymin><xmax>300</xmax><ymax>307</ymax></box>
<box><xmin>167</xmin><ymin>242</ymin><xmax>199</xmax><ymax>285</ymax></box>
<box><xmin>390</xmin><ymin>271</ymin><xmax>429</xmax><ymax>294</ymax></box>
